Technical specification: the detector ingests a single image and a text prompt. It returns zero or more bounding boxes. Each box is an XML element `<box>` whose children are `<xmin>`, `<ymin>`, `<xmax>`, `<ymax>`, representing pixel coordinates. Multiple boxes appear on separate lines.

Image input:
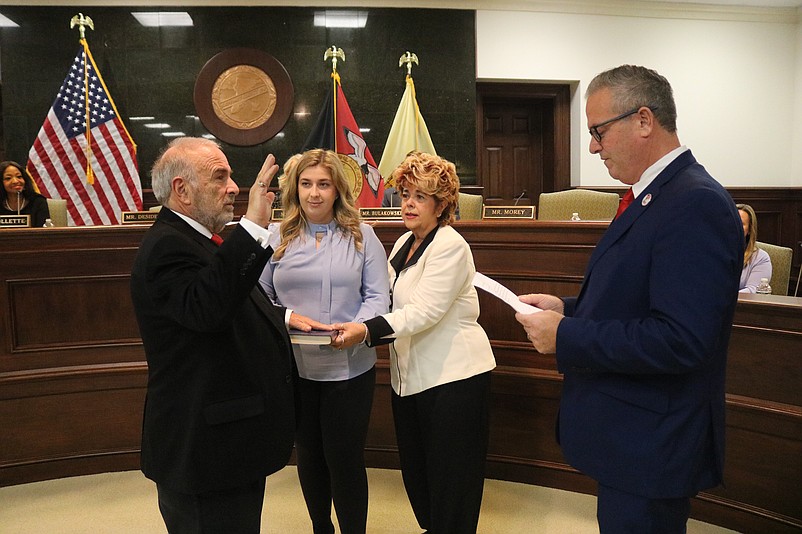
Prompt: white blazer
<box><xmin>384</xmin><ymin>225</ymin><xmax>495</xmax><ymax>396</ymax></box>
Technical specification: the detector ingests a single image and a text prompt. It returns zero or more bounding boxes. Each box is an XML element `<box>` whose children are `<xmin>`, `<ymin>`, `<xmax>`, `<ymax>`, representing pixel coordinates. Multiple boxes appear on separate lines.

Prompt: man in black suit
<box><xmin>131</xmin><ymin>137</ymin><xmax>327</xmax><ymax>533</ymax></box>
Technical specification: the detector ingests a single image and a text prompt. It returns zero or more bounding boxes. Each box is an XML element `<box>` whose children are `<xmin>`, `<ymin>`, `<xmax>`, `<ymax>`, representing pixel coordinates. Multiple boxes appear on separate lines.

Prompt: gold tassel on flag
<box><xmin>324</xmin><ymin>46</ymin><xmax>345</xmax><ymax>153</ymax></box>
<box><xmin>71</xmin><ymin>14</ymin><xmax>95</xmax><ymax>185</ymax></box>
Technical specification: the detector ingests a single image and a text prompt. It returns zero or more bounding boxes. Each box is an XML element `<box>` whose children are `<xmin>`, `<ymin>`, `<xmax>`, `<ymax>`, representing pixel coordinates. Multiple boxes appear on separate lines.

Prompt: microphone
<box><xmin>513</xmin><ymin>190</ymin><xmax>527</xmax><ymax>206</ymax></box>
<box><xmin>16</xmin><ymin>191</ymin><xmax>21</xmax><ymax>215</ymax></box>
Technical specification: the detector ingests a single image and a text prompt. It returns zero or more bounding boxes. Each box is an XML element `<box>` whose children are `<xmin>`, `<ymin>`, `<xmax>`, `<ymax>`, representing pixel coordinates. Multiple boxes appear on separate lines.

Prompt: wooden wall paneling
<box><xmin>10</xmin><ymin>275</ymin><xmax>140</xmax><ymax>349</ymax></box>
<box><xmin>1</xmin><ymin>224</ymin><xmax>801</xmax><ymax>533</ymax></box>
<box><xmin>0</xmin><ymin>363</ymin><xmax>146</xmax><ymax>486</ymax></box>
<box><xmin>699</xmin><ymin>400</ymin><xmax>802</xmax><ymax>534</ymax></box>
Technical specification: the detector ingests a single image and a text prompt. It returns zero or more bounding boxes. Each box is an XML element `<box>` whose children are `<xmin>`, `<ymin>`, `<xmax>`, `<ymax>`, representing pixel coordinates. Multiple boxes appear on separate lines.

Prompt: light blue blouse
<box><xmin>739</xmin><ymin>247</ymin><xmax>772</xmax><ymax>293</ymax></box>
<box><xmin>260</xmin><ymin>220</ymin><xmax>390</xmax><ymax>381</ymax></box>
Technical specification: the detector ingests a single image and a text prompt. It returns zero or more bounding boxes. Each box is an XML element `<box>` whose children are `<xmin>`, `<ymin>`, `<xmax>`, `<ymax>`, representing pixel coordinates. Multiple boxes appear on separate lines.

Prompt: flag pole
<box><xmin>399</xmin><ymin>52</ymin><xmax>422</xmax><ymax>149</ymax></box>
<box><xmin>70</xmin><ymin>13</ymin><xmax>95</xmax><ymax>185</ymax></box>
<box><xmin>324</xmin><ymin>46</ymin><xmax>345</xmax><ymax>152</ymax></box>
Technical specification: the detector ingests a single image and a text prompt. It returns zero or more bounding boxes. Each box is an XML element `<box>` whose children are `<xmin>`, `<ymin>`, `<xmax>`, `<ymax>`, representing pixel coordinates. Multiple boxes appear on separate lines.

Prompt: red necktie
<box><xmin>615</xmin><ymin>189</ymin><xmax>634</xmax><ymax>219</ymax></box>
<box><xmin>210</xmin><ymin>233</ymin><xmax>224</xmax><ymax>246</ymax></box>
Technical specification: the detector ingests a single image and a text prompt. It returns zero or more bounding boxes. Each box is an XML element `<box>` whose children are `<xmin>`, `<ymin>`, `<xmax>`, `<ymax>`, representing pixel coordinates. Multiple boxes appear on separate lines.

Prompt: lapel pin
<box><xmin>642</xmin><ymin>193</ymin><xmax>652</xmax><ymax>207</ymax></box>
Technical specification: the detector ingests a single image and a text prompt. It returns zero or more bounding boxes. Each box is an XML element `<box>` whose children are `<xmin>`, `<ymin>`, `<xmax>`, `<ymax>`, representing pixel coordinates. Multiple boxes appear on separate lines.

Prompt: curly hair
<box><xmin>274</xmin><ymin>149</ymin><xmax>363</xmax><ymax>260</ymax></box>
<box><xmin>391</xmin><ymin>152</ymin><xmax>459</xmax><ymax>226</ymax></box>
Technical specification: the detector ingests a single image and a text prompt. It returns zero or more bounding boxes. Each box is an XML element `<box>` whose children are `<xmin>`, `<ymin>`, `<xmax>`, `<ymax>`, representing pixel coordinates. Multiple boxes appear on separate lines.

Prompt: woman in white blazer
<box><xmin>335</xmin><ymin>152</ymin><xmax>495</xmax><ymax>534</ymax></box>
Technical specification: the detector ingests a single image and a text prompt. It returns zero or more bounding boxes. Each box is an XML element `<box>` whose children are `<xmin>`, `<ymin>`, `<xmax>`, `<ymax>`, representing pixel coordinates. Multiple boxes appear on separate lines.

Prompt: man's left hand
<box><xmin>516</xmin><ymin>310</ymin><xmax>564</xmax><ymax>354</ymax></box>
<box><xmin>244</xmin><ymin>154</ymin><xmax>279</xmax><ymax>227</ymax></box>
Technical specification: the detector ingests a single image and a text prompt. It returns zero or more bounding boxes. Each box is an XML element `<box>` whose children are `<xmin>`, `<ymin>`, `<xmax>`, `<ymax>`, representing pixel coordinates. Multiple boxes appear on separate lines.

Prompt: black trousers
<box><xmin>597</xmin><ymin>483</ymin><xmax>692</xmax><ymax>534</ymax></box>
<box><xmin>156</xmin><ymin>478</ymin><xmax>265</xmax><ymax>534</ymax></box>
<box><xmin>294</xmin><ymin>366</ymin><xmax>375</xmax><ymax>534</ymax></box>
<box><xmin>391</xmin><ymin>371</ymin><xmax>492</xmax><ymax>534</ymax></box>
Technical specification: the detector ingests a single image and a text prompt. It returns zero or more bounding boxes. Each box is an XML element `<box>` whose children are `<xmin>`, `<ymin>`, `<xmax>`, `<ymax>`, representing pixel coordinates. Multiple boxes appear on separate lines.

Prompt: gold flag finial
<box><xmin>399</xmin><ymin>51</ymin><xmax>419</xmax><ymax>76</ymax></box>
<box><xmin>324</xmin><ymin>45</ymin><xmax>345</xmax><ymax>74</ymax></box>
<box><xmin>70</xmin><ymin>13</ymin><xmax>94</xmax><ymax>41</ymax></box>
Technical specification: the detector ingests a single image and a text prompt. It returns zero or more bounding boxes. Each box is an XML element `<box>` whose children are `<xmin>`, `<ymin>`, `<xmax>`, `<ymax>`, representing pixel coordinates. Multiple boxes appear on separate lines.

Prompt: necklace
<box><xmin>4</xmin><ymin>197</ymin><xmax>27</xmax><ymax>211</ymax></box>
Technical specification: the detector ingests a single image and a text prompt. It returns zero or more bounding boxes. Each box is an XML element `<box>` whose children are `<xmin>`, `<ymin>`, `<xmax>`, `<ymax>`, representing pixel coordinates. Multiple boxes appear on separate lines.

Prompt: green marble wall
<box><xmin>0</xmin><ymin>6</ymin><xmax>476</xmax><ymax>188</ymax></box>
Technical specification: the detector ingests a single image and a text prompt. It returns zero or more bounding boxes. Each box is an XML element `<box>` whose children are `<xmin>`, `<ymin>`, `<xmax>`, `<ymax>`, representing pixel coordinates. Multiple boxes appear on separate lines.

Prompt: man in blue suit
<box><xmin>516</xmin><ymin>65</ymin><xmax>743</xmax><ymax>533</ymax></box>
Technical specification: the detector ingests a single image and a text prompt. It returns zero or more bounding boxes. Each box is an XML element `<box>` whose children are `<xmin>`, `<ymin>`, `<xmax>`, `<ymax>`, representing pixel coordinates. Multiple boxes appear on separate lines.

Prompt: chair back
<box><xmin>458</xmin><ymin>192</ymin><xmax>483</xmax><ymax>221</ymax></box>
<box><xmin>45</xmin><ymin>198</ymin><xmax>68</xmax><ymax>227</ymax></box>
<box><xmin>537</xmin><ymin>189</ymin><xmax>620</xmax><ymax>221</ymax></box>
<box><xmin>756</xmin><ymin>241</ymin><xmax>793</xmax><ymax>295</ymax></box>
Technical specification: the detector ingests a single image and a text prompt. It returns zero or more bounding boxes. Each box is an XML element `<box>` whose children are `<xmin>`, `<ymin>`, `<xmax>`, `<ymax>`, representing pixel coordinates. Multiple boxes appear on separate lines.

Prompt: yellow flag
<box><xmin>378</xmin><ymin>76</ymin><xmax>436</xmax><ymax>187</ymax></box>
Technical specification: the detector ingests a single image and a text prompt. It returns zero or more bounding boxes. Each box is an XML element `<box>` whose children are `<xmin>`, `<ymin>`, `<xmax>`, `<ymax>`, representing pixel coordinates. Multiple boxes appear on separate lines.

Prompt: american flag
<box><xmin>27</xmin><ymin>40</ymin><xmax>142</xmax><ymax>225</ymax></box>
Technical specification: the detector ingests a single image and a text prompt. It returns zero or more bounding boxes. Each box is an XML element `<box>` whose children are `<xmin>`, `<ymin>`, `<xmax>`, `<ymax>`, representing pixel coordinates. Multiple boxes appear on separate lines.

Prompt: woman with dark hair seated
<box><xmin>0</xmin><ymin>161</ymin><xmax>50</xmax><ymax>227</ymax></box>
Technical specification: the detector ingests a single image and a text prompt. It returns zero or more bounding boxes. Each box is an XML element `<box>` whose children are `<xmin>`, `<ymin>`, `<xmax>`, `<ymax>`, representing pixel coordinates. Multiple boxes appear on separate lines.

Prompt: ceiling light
<box><xmin>132</xmin><ymin>12</ymin><xmax>193</xmax><ymax>27</ymax></box>
<box><xmin>0</xmin><ymin>14</ymin><xmax>19</xmax><ymax>27</ymax></box>
<box><xmin>314</xmin><ymin>11</ymin><xmax>368</xmax><ymax>29</ymax></box>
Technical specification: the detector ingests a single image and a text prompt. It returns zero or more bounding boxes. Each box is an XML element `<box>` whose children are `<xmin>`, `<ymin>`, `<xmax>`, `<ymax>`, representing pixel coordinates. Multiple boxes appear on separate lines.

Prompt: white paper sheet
<box><xmin>472</xmin><ymin>272</ymin><xmax>541</xmax><ymax>315</ymax></box>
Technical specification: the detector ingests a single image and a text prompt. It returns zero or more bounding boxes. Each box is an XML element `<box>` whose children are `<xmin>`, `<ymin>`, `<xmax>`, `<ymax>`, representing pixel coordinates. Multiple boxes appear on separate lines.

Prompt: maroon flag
<box><xmin>302</xmin><ymin>72</ymin><xmax>384</xmax><ymax>208</ymax></box>
<box><xmin>27</xmin><ymin>39</ymin><xmax>142</xmax><ymax>225</ymax></box>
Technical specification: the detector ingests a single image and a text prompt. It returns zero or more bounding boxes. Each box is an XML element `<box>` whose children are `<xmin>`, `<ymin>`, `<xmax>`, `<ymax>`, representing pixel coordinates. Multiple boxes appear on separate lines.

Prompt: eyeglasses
<box><xmin>588</xmin><ymin>107</ymin><xmax>649</xmax><ymax>143</ymax></box>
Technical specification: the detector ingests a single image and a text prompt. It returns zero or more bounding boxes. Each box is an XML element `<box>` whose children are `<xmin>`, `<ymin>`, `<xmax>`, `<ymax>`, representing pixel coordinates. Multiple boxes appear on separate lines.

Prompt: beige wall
<box><xmin>476</xmin><ymin>4</ymin><xmax>801</xmax><ymax>187</ymax></box>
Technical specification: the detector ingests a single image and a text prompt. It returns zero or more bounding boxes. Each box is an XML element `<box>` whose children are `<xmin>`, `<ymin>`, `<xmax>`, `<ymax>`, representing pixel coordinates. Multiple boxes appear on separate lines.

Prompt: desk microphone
<box><xmin>16</xmin><ymin>191</ymin><xmax>21</xmax><ymax>215</ymax></box>
<box><xmin>513</xmin><ymin>190</ymin><xmax>527</xmax><ymax>206</ymax></box>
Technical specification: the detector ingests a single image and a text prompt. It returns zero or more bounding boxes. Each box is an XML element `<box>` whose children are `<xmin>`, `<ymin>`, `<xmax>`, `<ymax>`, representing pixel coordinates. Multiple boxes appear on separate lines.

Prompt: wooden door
<box><xmin>477</xmin><ymin>82</ymin><xmax>571</xmax><ymax>205</ymax></box>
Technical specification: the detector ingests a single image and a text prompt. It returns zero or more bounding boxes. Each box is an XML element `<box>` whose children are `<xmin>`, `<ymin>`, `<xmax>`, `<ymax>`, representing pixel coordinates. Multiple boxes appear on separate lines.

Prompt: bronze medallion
<box><xmin>211</xmin><ymin>65</ymin><xmax>277</xmax><ymax>130</ymax></box>
<box><xmin>338</xmin><ymin>154</ymin><xmax>363</xmax><ymax>199</ymax></box>
<box><xmin>194</xmin><ymin>48</ymin><xmax>293</xmax><ymax>146</ymax></box>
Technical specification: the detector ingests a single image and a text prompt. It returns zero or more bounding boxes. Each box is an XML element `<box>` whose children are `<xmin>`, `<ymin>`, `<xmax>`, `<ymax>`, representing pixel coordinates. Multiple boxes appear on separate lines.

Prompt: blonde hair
<box><xmin>391</xmin><ymin>152</ymin><xmax>459</xmax><ymax>226</ymax></box>
<box><xmin>277</xmin><ymin>153</ymin><xmax>302</xmax><ymax>190</ymax></box>
<box><xmin>273</xmin><ymin>149</ymin><xmax>363</xmax><ymax>260</ymax></box>
<box><xmin>737</xmin><ymin>203</ymin><xmax>759</xmax><ymax>268</ymax></box>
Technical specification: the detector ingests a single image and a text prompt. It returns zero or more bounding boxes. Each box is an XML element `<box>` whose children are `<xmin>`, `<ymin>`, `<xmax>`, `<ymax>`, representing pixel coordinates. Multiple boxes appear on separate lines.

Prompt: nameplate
<box><xmin>482</xmin><ymin>206</ymin><xmax>535</xmax><ymax>219</ymax></box>
<box><xmin>120</xmin><ymin>211</ymin><xmax>158</xmax><ymax>224</ymax></box>
<box><xmin>271</xmin><ymin>208</ymin><xmax>284</xmax><ymax>221</ymax></box>
<box><xmin>0</xmin><ymin>214</ymin><xmax>31</xmax><ymax>227</ymax></box>
<box><xmin>360</xmin><ymin>207</ymin><xmax>402</xmax><ymax>220</ymax></box>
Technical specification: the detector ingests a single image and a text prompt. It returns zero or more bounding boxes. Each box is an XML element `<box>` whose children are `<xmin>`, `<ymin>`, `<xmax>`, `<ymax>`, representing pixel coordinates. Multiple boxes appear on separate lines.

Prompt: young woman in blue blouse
<box><xmin>259</xmin><ymin>149</ymin><xmax>390</xmax><ymax>534</ymax></box>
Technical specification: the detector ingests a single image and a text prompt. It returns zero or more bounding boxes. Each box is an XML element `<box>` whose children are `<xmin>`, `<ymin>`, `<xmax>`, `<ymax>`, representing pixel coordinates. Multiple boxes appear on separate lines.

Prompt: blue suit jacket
<box><xmin>556</xmin><ymin>150</ymin><xmax>743</xmax><ymax>499</ymax></box>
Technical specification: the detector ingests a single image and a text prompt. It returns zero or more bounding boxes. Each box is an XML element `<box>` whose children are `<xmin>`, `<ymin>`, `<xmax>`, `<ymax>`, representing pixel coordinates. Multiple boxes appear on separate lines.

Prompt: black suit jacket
<box><xmin>131</xmin><ymin>208</ymin><xmax>295</xmax><ymax>494</ymax></box>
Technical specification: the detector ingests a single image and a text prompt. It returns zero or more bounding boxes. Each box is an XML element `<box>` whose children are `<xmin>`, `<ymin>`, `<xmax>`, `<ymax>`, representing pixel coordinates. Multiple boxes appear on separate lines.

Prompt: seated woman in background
<box><xmin>737</xmin><ymin>203</ymin><xmax>772</xmax><ymax>293</ymax></box>
<box><xmin>260</xmin><ymin>149</ymin><xmax>390</xmax><ymax>534</ymax></box>
<box><xmin>0</xmin><ymin>161</ymin><xmax>50</xmax><ymax>227</ymax></box>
